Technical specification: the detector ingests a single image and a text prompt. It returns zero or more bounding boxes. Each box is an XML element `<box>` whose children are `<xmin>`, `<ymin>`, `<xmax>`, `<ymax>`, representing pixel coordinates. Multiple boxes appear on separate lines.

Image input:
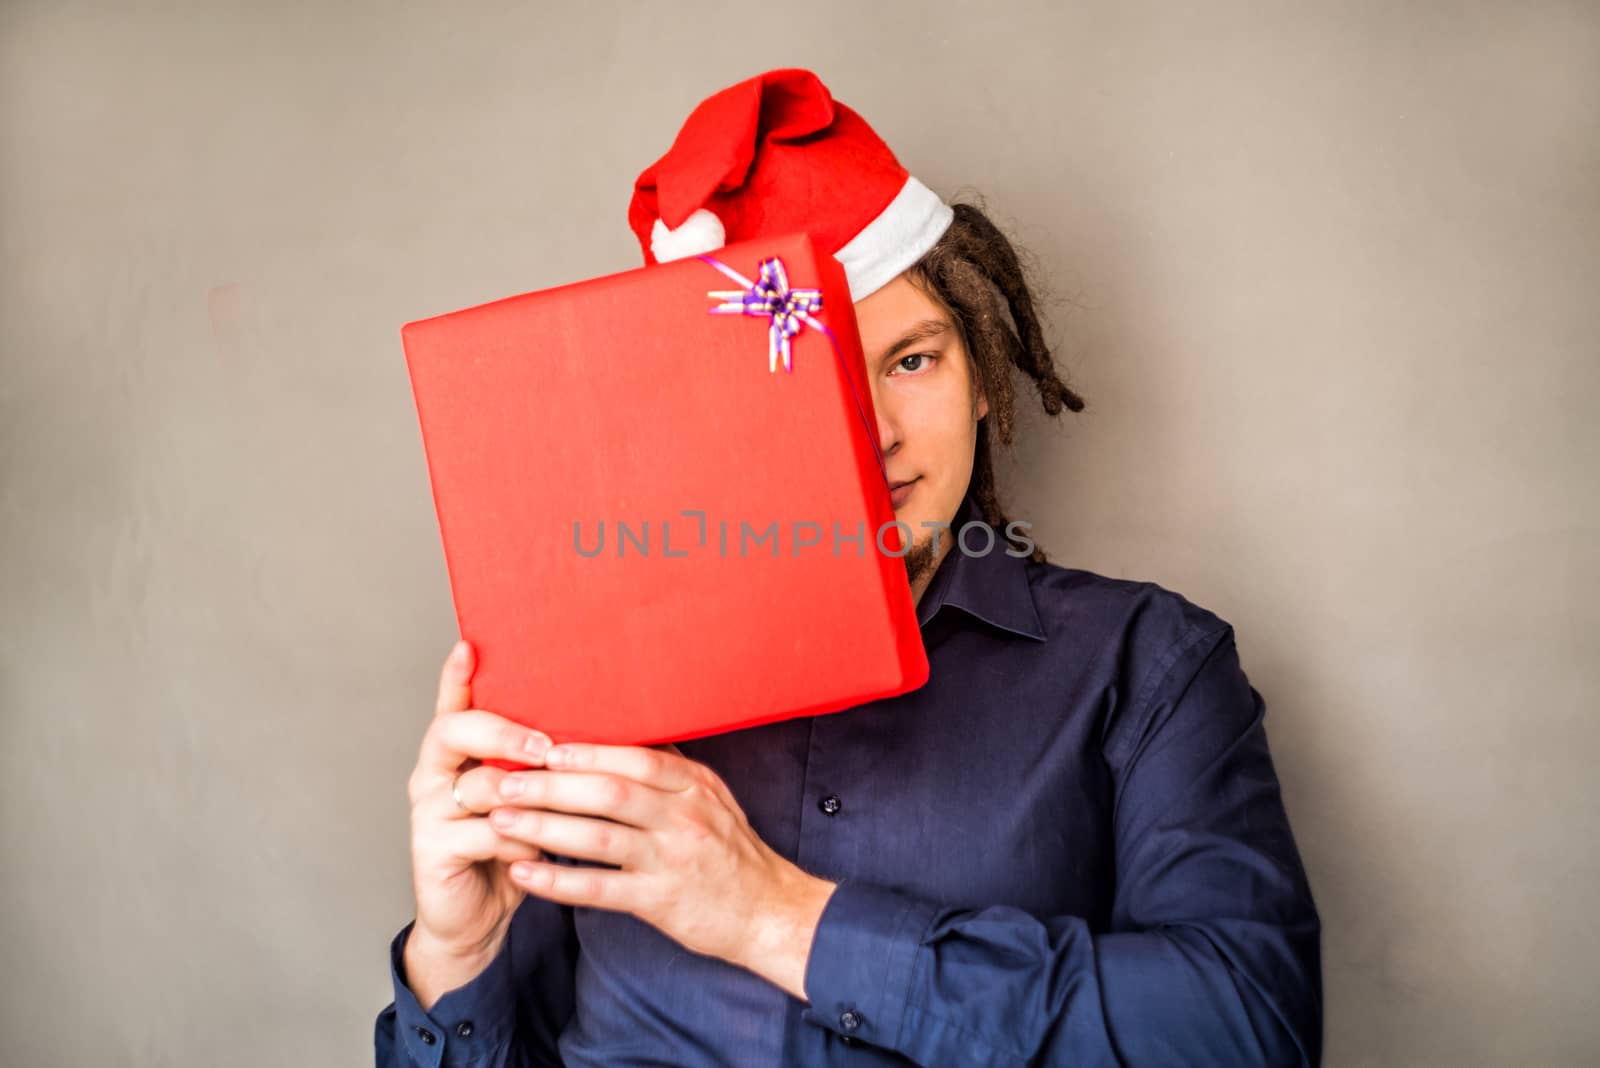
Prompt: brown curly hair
<box><xmin>904</xmin><ymin>197</ymin><xmax>1087</xmax><ymax>563</ymax></box>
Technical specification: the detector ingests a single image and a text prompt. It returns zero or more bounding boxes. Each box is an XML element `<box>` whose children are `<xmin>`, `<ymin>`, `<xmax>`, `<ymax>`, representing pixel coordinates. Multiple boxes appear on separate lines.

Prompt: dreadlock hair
<box><xmin>904</xmin><ymin>196</ymin><xmax>1087</xmax><ymax>564</ymax></box>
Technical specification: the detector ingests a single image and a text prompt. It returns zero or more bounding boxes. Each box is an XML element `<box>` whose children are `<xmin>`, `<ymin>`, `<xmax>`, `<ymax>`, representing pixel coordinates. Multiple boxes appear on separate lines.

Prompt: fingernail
<box><xmin>499</xmin><ymin>776</ymin><xmax>522</xmax><ymax>799</ymax></box>
<box><xmin>451</xmin><ymin>641</ymin><xmax>467</xmax><ymax>665</ymax></box>
<box><xmin>524</xmin><ymin>731</ymin><xmax>550</xmax><ymax>757</ymax></box>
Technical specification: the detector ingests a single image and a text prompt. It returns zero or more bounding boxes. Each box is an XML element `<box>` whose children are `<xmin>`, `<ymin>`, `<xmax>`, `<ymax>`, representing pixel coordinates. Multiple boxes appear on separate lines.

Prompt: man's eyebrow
<box><xmin>875</xmin><ymin>318</ymin><xmax>952</xmax><ymax>363</ymax></box>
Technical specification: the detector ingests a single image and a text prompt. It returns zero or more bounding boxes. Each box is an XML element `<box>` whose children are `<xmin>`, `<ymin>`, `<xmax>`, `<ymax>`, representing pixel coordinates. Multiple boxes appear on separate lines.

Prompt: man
<box><xmin>377</xmin><ymin>68</ymin><xmax>1322</xmax><ymax>1067</ymax></box>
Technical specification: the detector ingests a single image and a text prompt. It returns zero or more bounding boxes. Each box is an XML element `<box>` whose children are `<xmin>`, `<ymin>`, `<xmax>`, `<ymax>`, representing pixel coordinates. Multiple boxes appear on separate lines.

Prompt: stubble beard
<box><xmin>902</xmin><ymin>535</ymin><xmax>939</xmax><ymax>589</ymax></box>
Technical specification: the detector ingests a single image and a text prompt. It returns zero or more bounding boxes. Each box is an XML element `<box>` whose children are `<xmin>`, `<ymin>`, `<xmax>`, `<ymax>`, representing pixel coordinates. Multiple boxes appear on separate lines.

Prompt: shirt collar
<box><xmin>914</xmin><ymin>493</ymin><xmax>1048</xmax><ymax>641</ymax></box>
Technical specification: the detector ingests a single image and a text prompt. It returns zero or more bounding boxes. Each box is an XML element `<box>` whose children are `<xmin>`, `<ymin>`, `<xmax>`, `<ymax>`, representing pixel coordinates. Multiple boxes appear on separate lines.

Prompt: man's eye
<box><xmin>895</xmin><ymin>353</ymin><xmax>936</xmax><ymax>373</ymax></box>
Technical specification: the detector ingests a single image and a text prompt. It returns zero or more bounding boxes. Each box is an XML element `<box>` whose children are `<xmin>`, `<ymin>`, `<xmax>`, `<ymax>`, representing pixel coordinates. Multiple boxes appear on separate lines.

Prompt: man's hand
<box><xmin>402</xmin><ymin>639</ymin><xmax>555</xmax><ymax>1009</ymax></box>
<box><xmin>487</xmin><ymin>741</ymin><xmax>838</xmax><ymax>999</ymax></box>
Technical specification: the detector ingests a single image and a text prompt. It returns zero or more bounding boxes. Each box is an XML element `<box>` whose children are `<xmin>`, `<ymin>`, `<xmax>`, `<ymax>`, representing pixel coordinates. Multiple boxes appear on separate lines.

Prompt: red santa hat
<box><xmin>627</xmin><ymin>68</ymin><xmax>954</xmax><ymax>302</ymax></box>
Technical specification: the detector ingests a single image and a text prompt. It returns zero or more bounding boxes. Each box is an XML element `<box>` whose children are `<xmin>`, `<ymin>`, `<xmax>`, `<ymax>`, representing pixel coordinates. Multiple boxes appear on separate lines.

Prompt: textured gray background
<box><xmin>2</xmin><ymin>2</ymin><xmax>1596</xmax><ymax>1065</ymax></box>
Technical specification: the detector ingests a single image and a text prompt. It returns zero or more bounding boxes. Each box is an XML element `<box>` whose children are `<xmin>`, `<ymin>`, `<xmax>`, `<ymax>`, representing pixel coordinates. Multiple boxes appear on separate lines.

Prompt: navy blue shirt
<box><xmin>376</xmin><ymin>493</ymin><xmax>1322</xmax><ymax>1066</ymax></box>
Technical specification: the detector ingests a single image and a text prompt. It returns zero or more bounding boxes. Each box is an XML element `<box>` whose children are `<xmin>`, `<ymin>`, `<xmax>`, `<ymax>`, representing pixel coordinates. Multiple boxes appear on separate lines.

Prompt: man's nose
<box><xmin>870</xmin><ymin>386</ymin><xmax>900</xmax><ymax>461</ymax></box>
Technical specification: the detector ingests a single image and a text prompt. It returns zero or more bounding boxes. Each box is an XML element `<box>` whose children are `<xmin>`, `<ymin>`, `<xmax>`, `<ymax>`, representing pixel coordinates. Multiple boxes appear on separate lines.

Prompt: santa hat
<box><xmin>627</xmin><ymin>68</ymin><xmax>954</xmax><ymax>302</ymax></box>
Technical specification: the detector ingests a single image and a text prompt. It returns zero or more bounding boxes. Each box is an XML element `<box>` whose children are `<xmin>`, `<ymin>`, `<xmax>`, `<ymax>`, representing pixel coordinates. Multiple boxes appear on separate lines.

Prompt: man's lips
<box><xmin>888</xmin><ymin>477</ymin><xmax>919</xmax><ymax>507</ymax></box>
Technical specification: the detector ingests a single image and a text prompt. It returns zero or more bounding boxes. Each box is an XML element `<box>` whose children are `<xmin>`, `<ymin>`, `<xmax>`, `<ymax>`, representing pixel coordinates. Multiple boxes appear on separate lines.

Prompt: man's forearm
<box><xmin>731</xmin><ymin>870</ymin><xmax>838</xmax><ymax>1002</ymax></box>
<box><xmin>402</xmin><ymin>922</ymin><xmax>507</xmax><ymax>1012</ymax></box>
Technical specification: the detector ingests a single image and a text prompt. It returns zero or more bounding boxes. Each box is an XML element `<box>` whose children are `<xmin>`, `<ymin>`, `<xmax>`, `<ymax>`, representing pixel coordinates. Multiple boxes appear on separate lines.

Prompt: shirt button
<box><xmin>415</xmin><ymin>1026</ymin><xmax>436</xmax><ymax>1045</ymax></box>
<box><xmin>840</xmin><ymin>1009</ymin><xmax>863</xmax><ymax>1031</ymax></box>
<box><xmin>819</xmin><ymin>794</ymin><xmax>842</xmax><ymax>816</ymax></box>
<box><xmin>455</xmin><ymin>1020</ymin><xmax>474</xmax><ymax>1038</ymax></box>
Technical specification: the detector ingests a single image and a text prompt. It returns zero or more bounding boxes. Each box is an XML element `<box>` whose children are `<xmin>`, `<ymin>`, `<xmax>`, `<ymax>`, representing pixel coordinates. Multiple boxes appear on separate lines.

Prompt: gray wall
<box><xmin>2</xmin><ymin>2</ymin><xmax>1595</xmax><ymax>1065</ymax></box>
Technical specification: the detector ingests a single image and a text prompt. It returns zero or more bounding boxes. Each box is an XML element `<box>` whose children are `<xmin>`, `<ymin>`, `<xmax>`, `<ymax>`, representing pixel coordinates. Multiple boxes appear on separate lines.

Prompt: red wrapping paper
<box><xmin>402</xmin><ymin>232</ymin><xmax>928</xmax><ymax>766</ymax></box>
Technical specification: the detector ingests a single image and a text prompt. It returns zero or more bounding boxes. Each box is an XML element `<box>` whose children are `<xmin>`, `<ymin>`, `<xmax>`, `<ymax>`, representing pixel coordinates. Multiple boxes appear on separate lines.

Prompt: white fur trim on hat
<box><xmin>834</xmin><ymin>176</ymin><xmax>955</xmax><ymax>302</ymax></box>
<box><xmin>651</xmin><ymin>208</ymin><xmax>726</xmax><ymax>262</ymax></box>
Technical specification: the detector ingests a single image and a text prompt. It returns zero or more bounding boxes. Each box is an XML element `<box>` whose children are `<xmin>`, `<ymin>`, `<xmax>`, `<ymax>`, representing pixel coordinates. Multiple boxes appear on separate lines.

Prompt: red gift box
<box><xmin>402</xmin><ymin>232</ymin><xmax>928</xmax><ymax>765</ymax></box>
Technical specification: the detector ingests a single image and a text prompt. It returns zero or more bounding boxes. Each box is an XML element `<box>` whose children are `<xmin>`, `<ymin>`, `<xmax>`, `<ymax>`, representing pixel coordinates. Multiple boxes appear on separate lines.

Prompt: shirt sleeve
<box><xmin>799</xmin><ymin>622</ymin><xmax>1323</xmax><ymax>1068</ymax></box>
<box><xmin>375</xmin><ymin>892</ymin><xmax>580</xmax><ymax>1068</ymax></box>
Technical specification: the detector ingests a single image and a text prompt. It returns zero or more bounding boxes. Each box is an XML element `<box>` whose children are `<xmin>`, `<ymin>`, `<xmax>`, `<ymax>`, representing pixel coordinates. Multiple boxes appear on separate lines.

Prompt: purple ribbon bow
<box><xmin>702</xmin><ymin>256</ymin><xmax>824</xmax><ymax>373</ymax></box>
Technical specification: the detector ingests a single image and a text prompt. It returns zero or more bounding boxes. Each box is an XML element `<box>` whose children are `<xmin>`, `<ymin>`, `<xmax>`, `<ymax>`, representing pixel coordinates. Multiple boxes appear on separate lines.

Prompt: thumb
<box><xmin>434</xmin><ymin>639</ymin><xmax>475</xmax><ymax>718</ymax></box>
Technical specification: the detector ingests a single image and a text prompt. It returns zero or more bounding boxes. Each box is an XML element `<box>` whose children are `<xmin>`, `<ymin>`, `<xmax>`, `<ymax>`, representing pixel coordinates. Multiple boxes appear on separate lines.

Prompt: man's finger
<box><xmin>543</xmin><ymin>741</ymin><xmax>698</xmax><ymax>792</ymax></box>
<box><xmin>420</xmin><ymin>709</ymin><xmax>553</xmax><ymax>778</ymax></box>
<box><xmin>433</xmin><ymin>763</ymin><xmax>509</xmax><ymax>818</ymax></box>
<box><xmin>425</xmin><ymin>813</ymin><xmax>546</xmax><ymax>866</ymax></box>
<box><xmin>434</xmin><ymin>639</ymin><xmax>475</xmax><ymax>719</ymax></box>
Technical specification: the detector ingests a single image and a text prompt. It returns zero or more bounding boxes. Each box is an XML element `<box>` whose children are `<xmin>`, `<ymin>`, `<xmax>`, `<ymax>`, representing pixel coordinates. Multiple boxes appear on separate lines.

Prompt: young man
<box><xmin>377</xmin><ymin>69</ymin><xmax>1322</xmax><ymax>1067</ymax></box>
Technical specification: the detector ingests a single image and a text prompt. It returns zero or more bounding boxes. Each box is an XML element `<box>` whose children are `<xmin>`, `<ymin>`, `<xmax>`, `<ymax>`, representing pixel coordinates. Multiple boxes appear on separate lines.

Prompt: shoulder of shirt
<box><xmin>1019</xmin><ymin>556</ymin><xmax>1239</xmax><ymax>692</ymax></box>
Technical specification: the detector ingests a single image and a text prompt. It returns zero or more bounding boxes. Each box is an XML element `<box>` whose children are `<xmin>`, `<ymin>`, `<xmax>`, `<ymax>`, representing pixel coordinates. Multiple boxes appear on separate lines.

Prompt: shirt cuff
<box><xmin>386</xmin><ymin>920</ymin><xmax>517</xmax><ymax>1067</ymax></box>
<box><xmin>799</xmin><ymin>879</ymin><xmax>941</xmax><ymax>1049</ymax></box>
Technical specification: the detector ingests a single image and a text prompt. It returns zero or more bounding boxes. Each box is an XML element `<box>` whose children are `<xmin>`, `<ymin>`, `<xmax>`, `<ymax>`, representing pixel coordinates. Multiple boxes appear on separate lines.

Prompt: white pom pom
<box><xmin>651</xmin><ymin>208</ymin><xmax>726</xmax><ymax>262</ymax></box>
